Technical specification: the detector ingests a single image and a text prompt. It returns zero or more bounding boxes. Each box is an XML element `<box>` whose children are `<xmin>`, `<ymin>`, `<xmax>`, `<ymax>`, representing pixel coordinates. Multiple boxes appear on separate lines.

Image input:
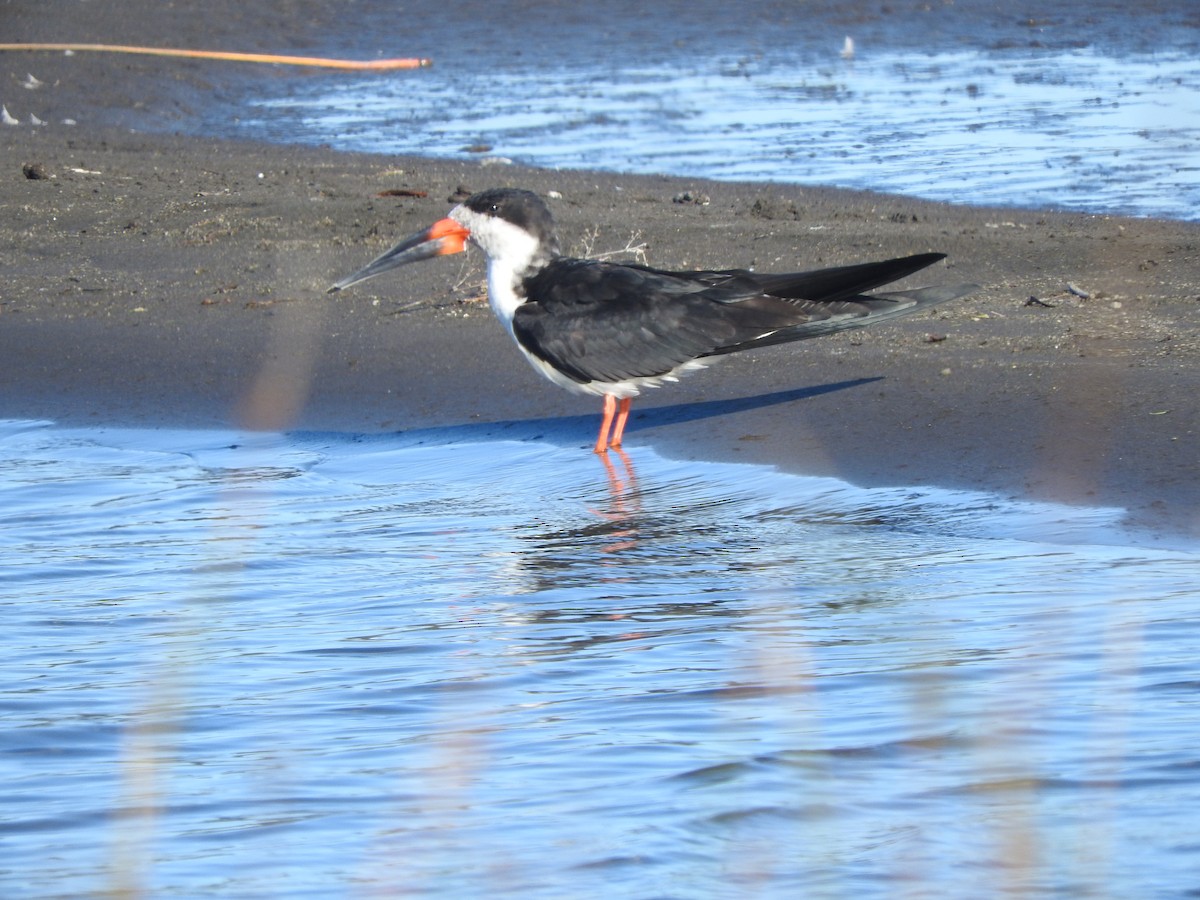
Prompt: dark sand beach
<box><xmin>3</xmin><ymin>0</ymin><xmax>1199</xmax><ymax>538</ymax></box>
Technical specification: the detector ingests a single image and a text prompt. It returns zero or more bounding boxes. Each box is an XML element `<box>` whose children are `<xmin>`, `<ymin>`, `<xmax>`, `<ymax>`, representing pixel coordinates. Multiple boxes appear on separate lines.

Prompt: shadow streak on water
<box><xmin>303</xmin><ymin>378</ymin><xmax>882</xmax><ymax>449</ymax></box>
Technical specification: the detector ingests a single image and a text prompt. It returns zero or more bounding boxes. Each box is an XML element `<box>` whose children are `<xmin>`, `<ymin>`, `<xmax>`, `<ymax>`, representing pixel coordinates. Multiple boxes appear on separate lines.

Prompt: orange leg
<box><xmin>610</xmin><ymin>397</ymin><xmax>633</xmax><ymax>449</ymax></box>
<box><xmin>594</xmin><ymin>394</ymin><xmax>617</xmax><ymax>454</ymax></box>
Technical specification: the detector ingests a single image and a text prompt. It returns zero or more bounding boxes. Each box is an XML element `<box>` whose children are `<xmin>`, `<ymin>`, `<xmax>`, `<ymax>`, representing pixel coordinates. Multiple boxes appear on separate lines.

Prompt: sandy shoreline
<box><xmin>4</xmin><ymin>123</ymin><xmax>1198</xmax><ymax>541</ymax></box>
<box><xmin>2</xmin><ymin>0</ymin><xmax>1199</xmax><ymax>541</ymax></box>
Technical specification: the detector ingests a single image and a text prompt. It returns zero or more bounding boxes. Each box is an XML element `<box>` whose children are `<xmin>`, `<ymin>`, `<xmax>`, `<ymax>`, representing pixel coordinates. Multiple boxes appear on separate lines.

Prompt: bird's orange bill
<box><xmin>328</xmin><ymin>218</ymin><xmax>470</xmax><ymax>293</ymax></box>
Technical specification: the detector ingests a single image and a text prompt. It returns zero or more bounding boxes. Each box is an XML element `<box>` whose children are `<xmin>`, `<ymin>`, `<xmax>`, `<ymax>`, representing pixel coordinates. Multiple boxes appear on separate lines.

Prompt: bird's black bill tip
<box><xmin>327</xmin><ymin>217</ymin><xmax>470</xmax><ymax>294</ymax></box>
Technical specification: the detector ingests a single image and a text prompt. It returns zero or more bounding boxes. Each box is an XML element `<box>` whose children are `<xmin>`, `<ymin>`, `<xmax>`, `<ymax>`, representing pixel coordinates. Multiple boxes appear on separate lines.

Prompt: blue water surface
<box><xmin>3</xmin><ymin>420</ymin><xmax>1199</xmax><ymax>897</ymax></box>
<box><xmin>243</xmin><ymin>46</ymin><xmax>1200</xmax><ymax>221</ymax></box>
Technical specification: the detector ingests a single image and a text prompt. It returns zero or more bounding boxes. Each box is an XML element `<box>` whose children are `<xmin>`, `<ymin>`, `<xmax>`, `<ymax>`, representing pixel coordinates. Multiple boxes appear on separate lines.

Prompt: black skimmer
<box><xmin>329</xmin><ymin>188</ymin><xmax>976</xmax><ymax>453</ymax></box>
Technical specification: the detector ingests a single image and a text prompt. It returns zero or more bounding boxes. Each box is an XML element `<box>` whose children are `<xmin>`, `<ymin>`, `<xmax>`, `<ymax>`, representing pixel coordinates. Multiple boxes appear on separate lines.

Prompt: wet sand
<box><xmin>3</xmin><ymin>1</ymin><xmax>1199</xmax><ymax>539</ymax></box>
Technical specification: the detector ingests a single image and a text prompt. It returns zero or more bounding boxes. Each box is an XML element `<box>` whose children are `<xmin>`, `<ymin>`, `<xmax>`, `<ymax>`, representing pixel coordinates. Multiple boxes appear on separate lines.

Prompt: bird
<box><xmin>329</xmin><ymin>188</ymin><xmax>976</xmax><ymax>454</ymax></box>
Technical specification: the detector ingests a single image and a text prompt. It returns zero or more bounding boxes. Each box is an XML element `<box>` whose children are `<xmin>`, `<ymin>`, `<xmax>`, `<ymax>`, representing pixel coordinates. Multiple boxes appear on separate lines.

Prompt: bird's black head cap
<box><xmin>464</xmin><ymin>188</ymin><xmax>558</xmax><ymax>250</ymax></box>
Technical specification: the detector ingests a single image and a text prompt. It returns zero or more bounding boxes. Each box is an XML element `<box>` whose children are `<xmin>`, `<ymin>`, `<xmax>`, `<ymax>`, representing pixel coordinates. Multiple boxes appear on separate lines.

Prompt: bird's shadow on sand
<box><xmin>298</xmin><ymin>377</ymin><xmax>882</xmax><ymax>449</ymax></box>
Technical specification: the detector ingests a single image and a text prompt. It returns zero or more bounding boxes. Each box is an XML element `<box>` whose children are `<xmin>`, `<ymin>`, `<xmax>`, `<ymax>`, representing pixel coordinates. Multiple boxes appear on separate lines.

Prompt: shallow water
<box><xmin>4</xmin><ymin>420</ymin><xmax>1199</xmax><ymax>897</ymax></box>
<box><xmin>244</xmin><ymin>45</ymin><xmax>1200</xmax><ymax>221</ymax></box>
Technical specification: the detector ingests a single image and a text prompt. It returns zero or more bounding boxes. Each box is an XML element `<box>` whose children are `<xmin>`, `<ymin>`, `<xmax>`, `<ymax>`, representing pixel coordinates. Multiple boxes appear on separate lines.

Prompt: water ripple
<box><xmin>2</xmin><ymin>421</ymin><xmax>1199</xmax><ymax>897</ymax></box>
<box><xmin>245</xmin><ymin>48</ymin><xmax>1200</xmax><ymax>220</ymax></box>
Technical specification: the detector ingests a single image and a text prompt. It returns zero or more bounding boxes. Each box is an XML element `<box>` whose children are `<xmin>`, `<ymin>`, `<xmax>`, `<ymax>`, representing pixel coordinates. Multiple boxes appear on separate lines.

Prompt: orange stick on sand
<box><xmin>0</xmin><ymin>43</ymin><xmax>431</xmax><ymax>70</ymax></box>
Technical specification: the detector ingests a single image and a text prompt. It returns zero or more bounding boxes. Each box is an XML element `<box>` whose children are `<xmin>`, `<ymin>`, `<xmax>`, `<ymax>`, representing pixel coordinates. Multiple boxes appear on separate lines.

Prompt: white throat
<box><xmin>450</xmin><ymin>204</ymin><xmax>555</xmax><ymax>332</ymax></box>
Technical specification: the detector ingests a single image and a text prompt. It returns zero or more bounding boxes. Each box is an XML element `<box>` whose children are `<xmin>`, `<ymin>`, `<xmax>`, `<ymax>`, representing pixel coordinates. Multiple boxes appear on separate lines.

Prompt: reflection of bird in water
<box><xmin>330</xmin><ymin>188</ymin><xmax>976</xmax><ymax>453</ymax></box>
<box><xmin>594</xmin><ymin>449</ymin><xmax>640</xmax><ymax>556</ymax></box>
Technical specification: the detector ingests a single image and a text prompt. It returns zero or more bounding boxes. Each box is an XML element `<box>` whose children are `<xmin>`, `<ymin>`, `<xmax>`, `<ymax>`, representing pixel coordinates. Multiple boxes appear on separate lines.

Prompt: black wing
<box><xmin>704</xmin><ymin>282</ymin><xmax>978</xmax><ymax>355</ymax></box>
<box><xmin>511</xmin><ymin>258</ymin><xmax>801</xmax><ymax>384</ymax></box>
<box><xmin>630</xmin><ymin>252</ymin><xmax>976</xmax><ymax>355</ymax></box>
<box><xmin>511</xmin><ymin>254</ymin><xmax>975</xmax><ymax>383</ymax></box>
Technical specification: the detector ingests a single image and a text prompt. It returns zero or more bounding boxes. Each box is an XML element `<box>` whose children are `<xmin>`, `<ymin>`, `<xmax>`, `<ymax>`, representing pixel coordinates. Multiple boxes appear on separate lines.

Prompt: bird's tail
<box><xmin>708</xmin><ymin>282</ymin><xmax>978</xmax><ymax>354</ymax></box>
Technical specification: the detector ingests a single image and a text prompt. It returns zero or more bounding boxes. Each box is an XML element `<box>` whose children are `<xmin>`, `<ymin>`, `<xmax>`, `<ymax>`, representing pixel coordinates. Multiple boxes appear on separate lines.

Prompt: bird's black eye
<box><xmin>490</xmin><ymin>203</ymin><xmax>499</xmax><ymax>212</ymax></box>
